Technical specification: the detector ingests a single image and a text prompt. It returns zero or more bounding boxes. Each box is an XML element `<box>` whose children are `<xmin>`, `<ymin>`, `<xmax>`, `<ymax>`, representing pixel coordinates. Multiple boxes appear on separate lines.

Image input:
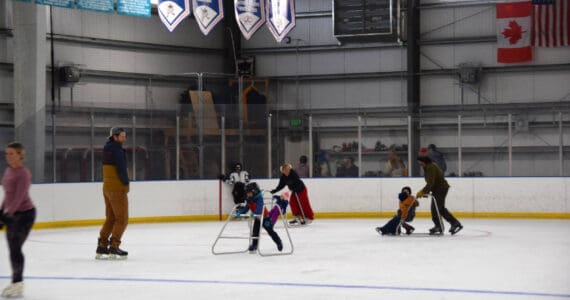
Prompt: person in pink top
<box><xmin>1</xmin><ymin>142</ymin><xmax>36</xmax><ymax>298</ymax></box>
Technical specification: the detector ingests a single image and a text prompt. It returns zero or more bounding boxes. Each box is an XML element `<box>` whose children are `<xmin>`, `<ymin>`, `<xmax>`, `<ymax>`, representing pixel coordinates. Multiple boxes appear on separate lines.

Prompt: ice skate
<box><xmin>95</xmin><ymin>246</ymin><xmax>110</xmax><ymax>260</ymax></box>
<box><xmin>276</xmin><ymin>239</ymin><xmax>283</xmax><ymax>252</ymax></box>
<box><xmin>95</xmin><ymin>238</ymin><xmax>110</xmax><ymax>260</ymax></box>
<box><xmin>289</xmin><ymin>216</ymin><xmax>299</xmax><ymax>225</ymax></box>
<box><xmin>375</xmin><ymin>227</ymin><xmax>386</xmax><ymax>235</ymax></box>
<box><xmin>449</xmin><ymin>223</ymin><xmax>463</xmax><ymax>235</ymax></box>
<box><xmin>403</xmin><ymin>223</ymin><xmax>415</xmax><ymax>235</ymax></box>
<box><xmin>1</xmin><ymin>282</ymin><xmax>23</xmax><ymax>298</ymax></box>
<box><xmin>429</xmin><ymin>226</ymin><xmax>443</xmax><ymax>235</ymax></box>
<box><xmin>248</xmin><ymin>245</ymin><xmax>257</xmax><ymax>254</ymax></box>
<box><xmin>109</xmin><ymin>247</ymin><xmax>128</xmax><ymax>260</ymax></box>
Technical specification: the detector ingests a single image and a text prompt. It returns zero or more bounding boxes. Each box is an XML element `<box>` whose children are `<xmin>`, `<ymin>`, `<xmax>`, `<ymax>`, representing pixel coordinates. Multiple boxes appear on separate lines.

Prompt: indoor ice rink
<box><xmin>1</xmin><ymin>0</ymin><xmax>570</xmax><ymax>299</ymax></box>
<box><xmin>0</xmin><ymin>218</ymin><xmax>568</xmax><ymax>300</ymax></box>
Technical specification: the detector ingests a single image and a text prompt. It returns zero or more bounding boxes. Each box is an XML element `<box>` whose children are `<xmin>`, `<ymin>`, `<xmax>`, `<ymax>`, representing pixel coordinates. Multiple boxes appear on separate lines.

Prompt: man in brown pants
<box><xmin>96</xmin><ymin>127</ymin><xmax>130</xmax><ymax>260</ymax></box>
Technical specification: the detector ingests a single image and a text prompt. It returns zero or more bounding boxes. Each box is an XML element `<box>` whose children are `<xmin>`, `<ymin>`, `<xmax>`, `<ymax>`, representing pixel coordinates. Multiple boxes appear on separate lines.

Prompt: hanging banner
<box><xmin>35</xmin><ymin>0</ymin><xmax>74</xmax><ymax>8</ymax></box>
<box><xmin>158</xmin><ymin>0</ymin><xmax>191</xmax><ymax>32</ymax></box>
<box><xmin>117</xmin><ymin>0</ymin><xmax>151</xmax><ymax>17</ymax></box>
<box><xmin>266</xmin><ymin>0</ymin><xmax>295</xmax><ymax>42</ymax></box>
<box><xmin>77</xmin><ymin>0</ymin><xmax>114</xmax><ymax>13</ymax></box>
<box><xmin>192</xmin><ymin>0</ymin><xmax>224</xmax><ymax>36</ymax></box>
<box><xmin>234</xmin><ymin>0</ymin><xmax>265</xmax><ymax>40</ymax></box>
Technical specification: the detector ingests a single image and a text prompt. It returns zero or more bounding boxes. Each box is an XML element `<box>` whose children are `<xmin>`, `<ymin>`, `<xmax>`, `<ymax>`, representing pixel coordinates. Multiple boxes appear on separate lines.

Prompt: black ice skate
<box><xmin>449</xmin><ymin>223</ymin><xmax>463</xmax><ymax>235</ymax></box>
<box><xmin>248</xmin><ymin>245</ymin><xmax>257</xmax><ymax>254</ymax></box>
<box><xmin>403</xmin><ymin>224</ymin><xmax>415</xmax><ymax>235</ymax></box>
<box><xmin>95</xmin><ymin>246</ymin><xmax>109</xmax><ymax>260</ymax></box>
<box><xmin>289</xmin><ymin>218</ymin><xmax>298</xmax><ymax>225</ymax></box>
<box><xmin>276</xmin><ymin>239</ymin><xmax>283</xmax><ymax>252</ymax></box>
<box><xmin>95</xmin><ymin>239</ymin><xmax>110</xmax><ymax>260</ymax></box>
<box><xmin>375</xmin><ymin>227</ymin><xmax>386</xmax><ymax>235</ymax></box>
<box><xmin>109</xmin><ymin>247</ymin><xmax>128</xmax><ymax>260</ymax></box>
<box><xmin>429</xmin><ymin>227</ymin><xmax>443</xmax><ymax>235</ymax></box>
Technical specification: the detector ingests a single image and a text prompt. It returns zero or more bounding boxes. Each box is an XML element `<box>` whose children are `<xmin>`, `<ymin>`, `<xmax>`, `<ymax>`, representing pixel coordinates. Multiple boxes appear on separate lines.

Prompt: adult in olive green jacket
<box><xmin>416</xmin><ymin>154</ymin><xmax>463</xmax><ymax>235</ymax></box>
<box><xmin>96</xmin><ymin>127</ymin><xmax>130</xmax><ymax>259</ymax></box>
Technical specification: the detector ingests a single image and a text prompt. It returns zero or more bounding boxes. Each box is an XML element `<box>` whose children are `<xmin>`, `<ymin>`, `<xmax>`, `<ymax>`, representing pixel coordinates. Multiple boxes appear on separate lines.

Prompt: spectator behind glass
<box><xmin>427</xmin><ymin>144</ymin><xmax>447</xmax><ymax>173</ymax></box>
<box><xmin>296</xmin><ymin>155</ymin><xmax>309</xmax><ymax>178</ymax></box>
<box><xmin>336</xmin><ymin>157</ymin><xmax>358</xmax><ymax>177</ymax></box>
<box><xmin>384</xmin><ymin>149</ymin><xmax>407</xmax><ymax>177</ymax></box>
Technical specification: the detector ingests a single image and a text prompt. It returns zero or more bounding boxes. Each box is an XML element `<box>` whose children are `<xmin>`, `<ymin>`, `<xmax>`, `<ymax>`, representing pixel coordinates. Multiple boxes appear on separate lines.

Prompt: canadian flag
<box><xmin>497</xmin><ymin>1</ymin><xmax>533</xmax><ymax>63</ymax></box>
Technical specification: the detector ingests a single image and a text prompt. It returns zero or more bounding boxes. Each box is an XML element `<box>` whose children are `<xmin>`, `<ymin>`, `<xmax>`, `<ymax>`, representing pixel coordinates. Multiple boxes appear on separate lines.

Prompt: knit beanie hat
<box><xmin>398</xmin><ymin>192</ymin><xmax>408</xmax><ymax>201</ymax></box>
<box><xmin>417</xmin><ymin>148</ymin><xmax>432</xmax><ymax>163</ymax></box>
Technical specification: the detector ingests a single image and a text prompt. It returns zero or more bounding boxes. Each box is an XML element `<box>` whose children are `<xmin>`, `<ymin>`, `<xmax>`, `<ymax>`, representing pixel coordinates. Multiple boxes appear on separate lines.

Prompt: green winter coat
<box><xmin>420</xmin><ymin>162</ymin><xmax>449</xmax><ymax>194</ymax></box>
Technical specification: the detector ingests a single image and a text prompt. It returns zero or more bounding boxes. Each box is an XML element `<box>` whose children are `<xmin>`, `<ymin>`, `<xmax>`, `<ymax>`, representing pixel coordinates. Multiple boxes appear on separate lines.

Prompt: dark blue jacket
<box><xmin>102</xmin><ymin>139</ymin><xmax>129</xmax><ymax>186</ymax></box>
<box><xmin>239</xmin><ymin>191</ymin><xmax>266</xmax><ymax>216</ymax></box>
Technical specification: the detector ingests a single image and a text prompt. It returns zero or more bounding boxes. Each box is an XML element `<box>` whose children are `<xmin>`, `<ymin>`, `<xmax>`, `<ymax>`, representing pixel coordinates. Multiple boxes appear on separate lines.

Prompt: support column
<box><xmin>407</xmin><ymin>0</ymin><xmax>421</xmax><ymax>176</ymax></box>
<box><xmin>13</xmin><ymin>2</ymin><xmax>47</xmax><ymax>182</ymax></box>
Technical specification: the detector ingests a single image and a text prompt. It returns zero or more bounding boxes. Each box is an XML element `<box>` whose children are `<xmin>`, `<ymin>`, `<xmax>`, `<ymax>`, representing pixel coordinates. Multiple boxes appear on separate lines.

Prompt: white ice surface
<box><xmin>0</xmin><ymin>218</ymin><xmax>568</xmax><ymax>300</ymax></box>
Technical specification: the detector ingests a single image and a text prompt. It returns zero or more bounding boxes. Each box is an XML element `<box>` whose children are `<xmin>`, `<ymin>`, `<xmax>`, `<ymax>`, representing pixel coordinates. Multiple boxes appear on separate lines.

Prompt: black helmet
<box><xmin>245</xmin><ymin>182</ymin><xmax>260</xmax><ymax>195</ymax></box>
<box><xmin>233</xmin><ymin>163</ymin><xmax>242</xmax><ymax>171</ymax></box>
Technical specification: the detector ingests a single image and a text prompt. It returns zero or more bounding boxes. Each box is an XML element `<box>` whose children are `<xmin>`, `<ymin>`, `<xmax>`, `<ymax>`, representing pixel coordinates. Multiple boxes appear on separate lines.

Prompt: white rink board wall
<box><xmin>9</xmin><ymin>178</ymin><xmax>570</xmax><ymax>223</ymax></box>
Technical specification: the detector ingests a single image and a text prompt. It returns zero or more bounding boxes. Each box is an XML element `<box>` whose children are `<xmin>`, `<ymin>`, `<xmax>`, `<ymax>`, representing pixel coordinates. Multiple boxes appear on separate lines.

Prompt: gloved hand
<box><xmin>250</xmin><ymin>212</ymin><xmax>255</xmax><ymax>218</ymax></box>
<box><xmin>263</xmin><ymin>218</ymin><xmax>272</xmax><ymax>228</ymax></box>
<box><xmin>270</xmin><ymin>189</ymin><xmax>277</xmax><ymax>194</ymax></box>
<box><xmin>235</xmin><ymin>212</ymin><xmax>241</xmax><ymax>218</ymax></box>
<box><xmin>218</xmin><ymin>174</ymin><xmax>226</xmax><ymax>180</ymax></box>
<box><xmin>416</xmin><ymin>190</ymin><xmax>424</xmax><ymax>198</ymax></box>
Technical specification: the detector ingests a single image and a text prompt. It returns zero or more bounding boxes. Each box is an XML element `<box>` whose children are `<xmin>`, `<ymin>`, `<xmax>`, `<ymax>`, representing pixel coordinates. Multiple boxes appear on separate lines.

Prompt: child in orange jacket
<box><xmin>376</xmin><ymin>186</ymin><xmax>418</xmax><ymax>235</ymax></box>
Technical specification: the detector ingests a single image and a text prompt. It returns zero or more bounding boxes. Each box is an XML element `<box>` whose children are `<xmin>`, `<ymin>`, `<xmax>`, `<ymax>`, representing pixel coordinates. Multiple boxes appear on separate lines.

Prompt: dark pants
<box><xmin>381</xmin><ymin>207</ymin><xmax>416</xmax><ymax>234</ymax></box>
<box><xmin>232</xmin><ymin>182</ymin><xmax>246</xmax><ymax>205</ymax></box>
<box><xmin>431</xmin><ymin>188</ymin><xmax>460</xmax><ymax>228</ymax></box>
<box><xmin>5</xmin><ymin>208</ymin><xmax>36</xmax><ymax>283</ymax></box>
<box><xmin>250</xmin><ymin>217</ymin><xmax>281</xmax><ymax>249</ymax></box>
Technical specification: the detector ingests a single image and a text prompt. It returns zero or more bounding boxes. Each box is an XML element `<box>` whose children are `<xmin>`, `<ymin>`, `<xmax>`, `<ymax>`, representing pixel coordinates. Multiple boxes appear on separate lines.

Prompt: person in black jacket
<box><xmin>271</xmin><ymin>163</ymin><xmax>314</xmax><ymax>225</ymax></box>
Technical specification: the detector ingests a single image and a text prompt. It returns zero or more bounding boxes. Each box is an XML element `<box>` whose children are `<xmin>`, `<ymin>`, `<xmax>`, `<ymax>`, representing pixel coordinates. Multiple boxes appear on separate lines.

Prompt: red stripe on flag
<box><xmin>497</xmin><ymin>1</ymin><xmax>532</xmax><ymax>18</ymax></box>
<box><xmin>544</xmin><ymin>5</ymin><xmax>550</xmax><ymax>47</ymax></box>
<box><xmin>536</xmin><ymin>5</ymin><xmax>544</xmax><ymax>47</ymax></box>
<box><xmin>498</xmin><ymin>46</ymin><xmax>532</xmax><ymax>63</ymax></box>
<box><xmin>552</xmin><ymin>2</ymin><xmax>557</xmax><ymax>46</ymax></box>
<box><xmin>558</xmin><ymin>1</ymin><xmax>565</xmax><ymax>45</ymax></box>
<box><xmin>566</xmin><ymin>2</ymin><xmax>570</xmax><ymax>46</ymax></box>
<box><xmin>530</xmin><ymin>8</ymin><xmax>536</xmax><ymax>45</ymax></box>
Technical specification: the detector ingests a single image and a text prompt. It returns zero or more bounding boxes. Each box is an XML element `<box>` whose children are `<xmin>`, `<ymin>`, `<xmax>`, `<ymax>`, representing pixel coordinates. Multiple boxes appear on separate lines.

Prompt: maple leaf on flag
<box><xmin>502</xmin><ymin>20</ymin><xmax>526</xmax><ymax>45</ymax></box>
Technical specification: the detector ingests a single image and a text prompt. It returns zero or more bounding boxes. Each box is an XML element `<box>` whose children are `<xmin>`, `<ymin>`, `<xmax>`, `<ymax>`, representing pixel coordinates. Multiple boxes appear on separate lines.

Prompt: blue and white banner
<box><xmin>234</xmin><ymin>0</ymin><xmax>265</xmax><ymax>40</ymax></box>
<box><xmin>35</xmin><ymin>0</ymin><xmax>74</xmax><ymax>8</ymax></box>
<box><xmin>266</xmin><ymin>0</ymin><xmax>295</xmax><ymax>42</ymax></box>
<box><xmin>192</xmin><ymin>0</ymin><xmax>224</xmax><ymax>36</ymax></box>
<box><xmin>158</xmin><ymin>0</ymin><xmax>191</xmax><ymax>32</ymax></box>
<box><xmin>117</xmin><ymin>0</ymin><xmax>151</xmax><ymax>17</ymax></box>
<box><xmin>77</xmin><ymin>0</ymin><xmax>114</xmax><ymax>13</ymax></box>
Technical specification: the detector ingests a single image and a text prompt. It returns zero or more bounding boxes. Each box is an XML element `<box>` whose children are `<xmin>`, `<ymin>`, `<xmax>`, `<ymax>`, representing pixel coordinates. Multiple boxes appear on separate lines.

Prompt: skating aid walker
<box><xmin>212</xmin><ymin>190</ymin><xmax>294</xmax><ymax>257</ymax></box>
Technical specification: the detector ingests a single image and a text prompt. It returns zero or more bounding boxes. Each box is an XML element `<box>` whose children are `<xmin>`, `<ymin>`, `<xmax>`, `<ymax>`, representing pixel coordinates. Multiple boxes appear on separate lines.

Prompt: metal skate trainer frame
<box><xmin>212</xmin><ymin>191</ymin><xmax>294</xmax><ymax>256</ymax></box>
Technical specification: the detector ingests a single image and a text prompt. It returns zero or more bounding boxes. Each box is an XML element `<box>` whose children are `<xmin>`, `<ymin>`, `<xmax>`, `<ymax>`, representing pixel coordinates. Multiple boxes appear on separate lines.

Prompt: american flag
<box><xmin>531</xmin><ymin>0</ymin><xmax>570</xmax><ymax>47</ymax></box>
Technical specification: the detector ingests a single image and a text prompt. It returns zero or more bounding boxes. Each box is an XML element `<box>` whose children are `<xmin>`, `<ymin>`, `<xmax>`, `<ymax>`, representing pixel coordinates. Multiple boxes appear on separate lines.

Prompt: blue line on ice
<box><xmin>7</xmin><ymin>275</ymin><xmax>569</xmax><ymax>298</ymax></box>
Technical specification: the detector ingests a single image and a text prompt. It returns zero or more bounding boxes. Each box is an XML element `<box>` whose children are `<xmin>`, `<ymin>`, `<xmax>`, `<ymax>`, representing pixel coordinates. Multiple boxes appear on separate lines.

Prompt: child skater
<box><xmin>237</xmin><ymin>182</ymin><xmax>286</xmax><ymax>253</ymax></box>
<box><xmin>376</xmin><ymin>186</ymin><xmax>418</xmax><ymax>235</ymax></box>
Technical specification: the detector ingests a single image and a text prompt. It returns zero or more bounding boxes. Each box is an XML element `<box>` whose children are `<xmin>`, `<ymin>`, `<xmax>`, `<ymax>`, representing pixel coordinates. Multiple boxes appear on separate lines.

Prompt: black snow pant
<box><xmin>250</xmin><ymin>217</ymin><xmax>281</xmax><ymax>250</ymax></box>
<box><xmin>4</xmin><ymin>208</ymin><xmax>36</xmax><ymax>283</ymax></box>
<box><xmin>431</xmin><ymin>188</ymin><xmax>460</xmax><ymax>229</ymax></box>
<box><xmin>232</xmin><ymin>182</ymin><xmax>246</xmax><ymax>205</ymax></box>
